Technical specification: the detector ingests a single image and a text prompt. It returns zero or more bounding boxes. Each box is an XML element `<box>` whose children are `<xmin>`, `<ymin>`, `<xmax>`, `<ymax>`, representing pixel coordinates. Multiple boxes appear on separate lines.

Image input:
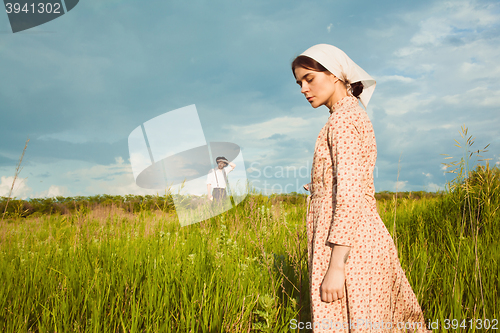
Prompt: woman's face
<box><xmin>294</xmin><ymin>66</ymin><xmax>339</xmax><ymax>109</ymax></box>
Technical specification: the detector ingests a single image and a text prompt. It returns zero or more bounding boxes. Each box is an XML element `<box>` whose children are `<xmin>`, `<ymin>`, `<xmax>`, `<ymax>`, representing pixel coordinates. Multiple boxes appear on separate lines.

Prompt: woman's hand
<box><xmin>320</xmin><ymin>244</ymin><xmax>350</xmax><ymax>302</ymax></box>
<box><xmin>320</xmin><ymin>264</ymin><xmax>345</xmax><ymax>303</ymax></box>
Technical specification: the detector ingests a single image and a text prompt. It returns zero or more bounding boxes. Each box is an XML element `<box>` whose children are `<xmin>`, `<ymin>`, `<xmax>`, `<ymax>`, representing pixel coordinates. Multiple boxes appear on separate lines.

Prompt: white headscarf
<box><xmin>300</xmin><ymin>44</ymin><xmax>376</xmax><ymax>109</ymax></box>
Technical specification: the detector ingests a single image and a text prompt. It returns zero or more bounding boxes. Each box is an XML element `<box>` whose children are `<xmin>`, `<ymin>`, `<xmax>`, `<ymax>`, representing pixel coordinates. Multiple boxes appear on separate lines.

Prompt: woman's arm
<box><xmin>320</xmin><ymin>244</ymin><xmax>350</xmax><ymax>302</ymax></box>
<box><xmin>330</xmin><ymin>243</ymin><xmax>351</xmax><ymax>267</ymax></box>
<box><xmin>327</xmin><ymin>114</ymin><xmax>364</xmax><ymax>247</ymax></box>
<box><xmin>321</xmin><ymin>111</ymin><xmax>364</xmax><ymax>302</ymax></box>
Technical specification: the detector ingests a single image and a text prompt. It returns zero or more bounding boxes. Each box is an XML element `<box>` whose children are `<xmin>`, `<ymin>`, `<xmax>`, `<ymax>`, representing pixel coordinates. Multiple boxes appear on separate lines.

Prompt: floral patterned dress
<box><xmin>306</xmin><ymin>96</ymin><xmax>428</xmax><ymax>332</ymax></box>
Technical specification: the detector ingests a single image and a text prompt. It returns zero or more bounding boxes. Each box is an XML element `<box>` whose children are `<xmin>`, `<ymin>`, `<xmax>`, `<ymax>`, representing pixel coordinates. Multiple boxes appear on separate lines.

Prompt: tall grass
<box><xmin>0</xmin><ymin>195</ymin><xmax>309</xmax><ymax>332</ymax></box>
<box><xmin>378</xmin><ymin>125</ymin><xmax>499</xmax><ymax>331</ymax></box>
<box><xmin>1</xmin><ymin>137</ymin><xmax>29</xmax><ymax>222</ymax></box>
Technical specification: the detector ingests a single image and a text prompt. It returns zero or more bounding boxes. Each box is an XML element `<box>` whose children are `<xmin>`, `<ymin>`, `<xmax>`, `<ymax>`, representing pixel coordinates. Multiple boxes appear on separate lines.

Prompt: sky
<box><xmin>1</xmin><ymin>0</ymin><xmax>499</xmax><ymax>199</ymax></box>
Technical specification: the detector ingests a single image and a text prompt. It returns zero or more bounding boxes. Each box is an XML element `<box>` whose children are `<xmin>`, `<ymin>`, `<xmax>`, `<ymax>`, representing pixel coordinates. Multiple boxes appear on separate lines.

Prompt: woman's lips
<box><xmin>307</xmin><ymin>96</ymin><xmax>314</xmax><ymax>102</ymax></box>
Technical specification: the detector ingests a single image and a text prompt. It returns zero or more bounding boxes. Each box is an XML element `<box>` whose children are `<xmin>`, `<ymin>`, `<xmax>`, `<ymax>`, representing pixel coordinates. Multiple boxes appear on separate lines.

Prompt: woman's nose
<box><xmin>301</xmin><ymin>83</ymin><xmax>309</xmax><ymax>94</ymax></box>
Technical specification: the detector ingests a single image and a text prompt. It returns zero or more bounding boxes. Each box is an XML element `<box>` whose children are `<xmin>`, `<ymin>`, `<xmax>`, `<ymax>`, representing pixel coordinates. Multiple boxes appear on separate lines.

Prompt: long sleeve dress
<box><xmin>306</xmin><ymin>96</ymin><xmax>428</xmax><ymax>332</ymax></box>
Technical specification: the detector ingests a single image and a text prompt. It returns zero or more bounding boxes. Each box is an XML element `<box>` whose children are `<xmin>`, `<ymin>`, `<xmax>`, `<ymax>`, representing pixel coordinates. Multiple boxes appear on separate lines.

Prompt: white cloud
<box><xmin>327</xmin><ymin>23</ymin><xmax>333</xmax><ymax>33</ymax></box>
<box><xmin>422</xmin><ymin>172</ymin><xmax>432</xmax><ymax>178</ymax></box>
<box><xmin>63</xmin><ymin>156</ymin><xmax>166</xmax><ymax>196</ymax></box>
<box><xmin>393</xmin><ymin>180</ymin><xmax>408</xmax><ymax>191</ymax></box>
<box><xmin>440</xmin><ymin>123</ymin><xmax>455</xmax><ymax>130</ymax></box>
<box><xmin>34</xmin><ymin>185</ymin><xmax>70</xmax><ymax>198</ymax></box>
<box><xmin>394</xmin><ymin>47</ymin><xmax>423</xmax><ymax>58</ymax></box>
<box><xmin>37</xmin><ymin>131</ymin><xmax>91</xmax><ymax>144</ymax></box>
<box><xmin>410</xmin><ymin>17</ymin><xmax>452</xmax><ymax>46</ymax></box>
<box><xmin>377</xmin><ymin>75</ymin><xmax>415</xmax><ymax>83</ymax></box>
<box><xmin>443</xmin><ymin>86</ymin><xmax>500</xmax><ymax>107</ymax></box>
<box><xmin>227</xmin><ymin>114</ymin><xmax>322</xmax><ymax>141</ymax></box>
<box><xmin>381</xmin><ymin>92</ymin><xmax>435</xmax><ymax>116</ymax></box>
<box><xmin>425</xmin><ymin>182</ymin><xmax>445</xmax><ymax>192</ymax></box>
<box><xmin>460</xmin><ymin>61</ymin><xmax>483</xmax><ymax>74</ymax></box>
<box><xmin>0</xmin><ymin>176</ymin><xmax>32</xmax><ymax>199</ymax></box>
<box><xmin>404</xmin><ymin>1</ymin><xmax>498</xmax><ymax>47</ymax></box>
<box><xmin>391</xmin><ymin>0</ymin><xmax>500</xmax><ymax>84</ymax></box>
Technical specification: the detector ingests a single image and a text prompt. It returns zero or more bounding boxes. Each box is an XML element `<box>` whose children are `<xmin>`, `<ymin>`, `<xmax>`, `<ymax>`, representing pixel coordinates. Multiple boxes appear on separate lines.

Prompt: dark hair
<box><xmin>350</xmin><ymin>81</ymin><xmax>364</xmax><ymax>98</ymax></box>
<box><xmin>291</xmin><ymin>55</ymin><xmax>329</xmax><ymax>77</ymax></box>
<box><xmin>291</xmin><ymin>55</ymin><xmax>364</xmax><ymax>98</ymax></box>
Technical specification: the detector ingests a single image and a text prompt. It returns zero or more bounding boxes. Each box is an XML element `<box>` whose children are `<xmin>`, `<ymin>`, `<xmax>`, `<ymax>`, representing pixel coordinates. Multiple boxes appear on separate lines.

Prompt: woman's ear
<box><xmin>328</xmin><ymin>73</ymin><xmax>340</xmax><ymax>84</ymax></box>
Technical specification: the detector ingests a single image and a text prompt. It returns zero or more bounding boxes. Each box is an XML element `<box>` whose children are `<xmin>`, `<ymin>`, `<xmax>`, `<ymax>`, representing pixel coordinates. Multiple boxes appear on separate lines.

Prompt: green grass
<box><xmin>1</xmin><ymin>185</ymin><xmax>498</xmax><ymax>332</ymax></box>
<box><xmin>0</xmin><ymin>196</ymin><xmax>310</xmax><ymax>332</ymax></box>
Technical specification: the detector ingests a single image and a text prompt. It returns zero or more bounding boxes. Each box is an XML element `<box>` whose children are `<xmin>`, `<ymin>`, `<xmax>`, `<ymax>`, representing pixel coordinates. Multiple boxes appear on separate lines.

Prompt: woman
<box><xmin>292</xmin><ymin>44</ymin><xmax>428</xmax><ymax>332</ymax></box>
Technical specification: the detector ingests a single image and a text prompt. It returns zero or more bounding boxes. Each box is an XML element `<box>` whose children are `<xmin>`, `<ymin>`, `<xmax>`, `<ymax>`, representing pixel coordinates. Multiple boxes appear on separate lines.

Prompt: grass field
<box><xmin>1</xmin><ymin>134</ymin><xmax>499</xmax><ymax>332</ymax></box>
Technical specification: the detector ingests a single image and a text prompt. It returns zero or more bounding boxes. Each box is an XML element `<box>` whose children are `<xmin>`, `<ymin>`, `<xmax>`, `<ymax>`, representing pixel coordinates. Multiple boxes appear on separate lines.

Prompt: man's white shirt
<box><xmin>206</xmin><ymin>165</ymin><xmax>234</xmax><ymax>189</ymax></box>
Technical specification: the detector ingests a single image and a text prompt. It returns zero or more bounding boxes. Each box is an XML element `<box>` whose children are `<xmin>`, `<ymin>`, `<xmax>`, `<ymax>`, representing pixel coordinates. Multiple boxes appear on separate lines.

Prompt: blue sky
<box><xmin>1</xmin><ymin>0</ymin><xmax>499</xmax><ymax>198</ymax></box>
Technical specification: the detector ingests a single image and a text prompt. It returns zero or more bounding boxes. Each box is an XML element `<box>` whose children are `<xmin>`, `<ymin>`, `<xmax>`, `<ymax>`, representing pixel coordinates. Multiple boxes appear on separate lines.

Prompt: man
<box><xmin>206</xmin><ymin>156</ymin><xmax>236</xmax><ymax>203</ymax></box>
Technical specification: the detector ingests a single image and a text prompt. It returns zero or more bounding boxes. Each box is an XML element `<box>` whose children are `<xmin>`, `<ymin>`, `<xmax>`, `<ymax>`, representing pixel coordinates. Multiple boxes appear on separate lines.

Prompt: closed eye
<box><xmin>296</xmin><ymin>73</ymin><xmax>314</xmax><ymax>87</ymax></box>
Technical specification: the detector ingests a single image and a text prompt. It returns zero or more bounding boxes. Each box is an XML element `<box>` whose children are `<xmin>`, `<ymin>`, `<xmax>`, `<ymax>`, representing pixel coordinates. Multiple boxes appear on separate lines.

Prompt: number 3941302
<box><xmin>5</xmin><ymin>3</ymin><xmax>62</xmax><ymax>14</ymax></box>
<box><xmin>441</xmin><ymin>318</ymin><xmax>498</xmax><ymax>330</ymax></box>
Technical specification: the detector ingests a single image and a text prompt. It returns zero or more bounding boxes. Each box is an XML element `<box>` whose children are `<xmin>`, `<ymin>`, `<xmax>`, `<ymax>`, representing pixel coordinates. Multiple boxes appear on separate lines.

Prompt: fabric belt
<box><xmin>306</xmin><ymin>183</ymin><xmax>328</xmax><ymax>218</ymax></box>
<box><xmin>309</xmin><ymin>183</ymin><xmax>329</xmax><ymax>198</ymax></box>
